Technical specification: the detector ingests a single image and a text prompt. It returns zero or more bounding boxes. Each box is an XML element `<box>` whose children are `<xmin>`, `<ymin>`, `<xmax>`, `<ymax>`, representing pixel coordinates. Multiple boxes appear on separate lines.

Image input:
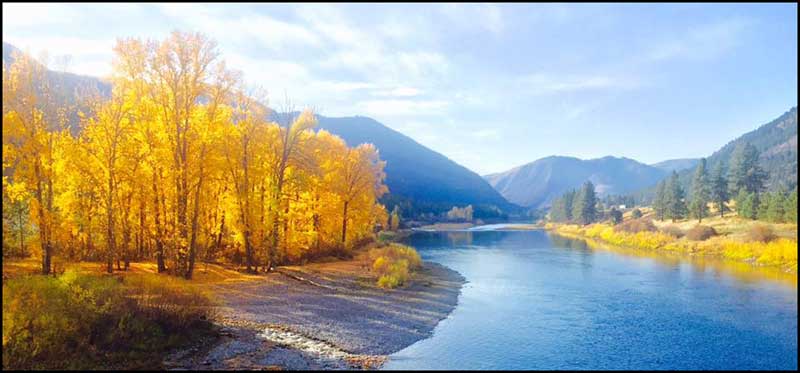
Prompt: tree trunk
<box><xmin>153</xmin><ymin>171</ymin><xmax>166</xmax><ymax>273</ymax></box>
<box><xmin>185</xmin><ymin>160</ymin><xmax>205</xmax><ymax>280</ymax></box>
<box><xmin>35</xmin><ymin>164</ymin><xmax>50</xmax><ymax>275</ymax></box>
<box><xmin>341</xmin><ymin>201</ymin><xmax>349</xmax><ymax>250</ymax></box>
<box><xmin>106</xmin><ymin>173</ymin><xmax>115</xmax><ymax>274</ymax></box>
<box><xmin>138</xmin><ymin>195</ymin><xmax>145</xmax><ymax>259</ymax></box>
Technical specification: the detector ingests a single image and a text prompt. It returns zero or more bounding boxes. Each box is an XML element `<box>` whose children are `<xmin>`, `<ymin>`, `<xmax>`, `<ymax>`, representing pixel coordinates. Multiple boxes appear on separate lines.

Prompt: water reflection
<box><xmin>387</xmin><ymin>229</ymin><xmax>798</xmax><ymax>370</ymax></box>
<box><xmin>548</xmin><ymin>231</ymin><xmax>797</xmax><ymax>288</ymax></box>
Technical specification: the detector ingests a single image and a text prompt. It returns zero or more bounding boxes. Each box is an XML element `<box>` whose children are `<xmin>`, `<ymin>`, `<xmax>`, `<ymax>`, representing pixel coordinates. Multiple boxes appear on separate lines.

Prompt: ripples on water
<box><xmin>383</xmin><ymin>228</ymin><xmax>798</xmax><ymax>370</ymax></box>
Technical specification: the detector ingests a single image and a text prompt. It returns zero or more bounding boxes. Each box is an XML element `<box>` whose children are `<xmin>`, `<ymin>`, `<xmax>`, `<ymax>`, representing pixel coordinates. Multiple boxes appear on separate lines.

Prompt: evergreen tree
<box><xmin>665</xmin><ymin>171</ymin><xmax>687</xmax><ymax>222</ymax></box>
<box><xmin>728</xmin><ymin>142</ymin><xmax>767</xmax><ymax>195</ymax></box>
<box><xmin>785</xmin><ymin>188</ymin><xmax>798</xmax><ymax>223</ymax></box>
<box><xmin>573</xmin><ymin>181</ymin><xmax>597</xmax><ymax>225</ymax></box>
<box><xmin>765</xmin><ymin>188</ymin><xmax>786</xmax><ymax>223</ymax></box>
<box><xmin>689</xmin><ymin>158</ymin><xmax>710</xmax><ymax>222</ymax></box>
<box><xmin>609</xmin><ymin>208</ymin><xmax>623</xmax><ymax>225</ymax></box>
<box><xmin>709</xmin><ymin>163</ymin><xmax>729</xmax><ymax>217</ymax></box>
<box><xmin>549</xmin><ymin>197</ymin><xmax>565</xmax><ymax>222</ymax></box>
<box><xmin>563</xmin><ymin>189</ymin><xmax>575</xmax><ymax>222</ymax></box>
<box><xmin>653</xmin><ymin>180</ymin><xmax>667</xmax><ymax>221</ymax></box>
<box><xmin>549</xmin><ymin>190</ymin><xmax>577</xmax><ymax>223</ymax></box>
<box><xmin>756</xmin><ymin>193</ymin><xmax>770</xmax><ymax>221</ymax></box>
<box><xmin>735</xmin><ymin>189</ymin><xmax>759</xmax><ymax>220</ymax></box>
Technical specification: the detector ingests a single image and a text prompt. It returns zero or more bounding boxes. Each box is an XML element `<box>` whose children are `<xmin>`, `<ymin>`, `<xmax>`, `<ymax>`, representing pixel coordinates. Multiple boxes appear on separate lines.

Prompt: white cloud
<box><xmin>439</xmin><ymin>3</ymin><xmax>505</xmax><ymax>35</ymax></box>
<box><xmin>374</xmin><ymin>87</ymin><xmax>422</xmax><ymax>97</ymax></box>
<box><xmin>357</xmin><ymin>99</ymin><xmax>449</xmax><ymax>117</ymax></box>
<box><xmin>157</xmin><ymin>4</ymin><xmax>322</xmax><ymax>51</ymax></box>
<box><xmin>520</xmin><ymin>73</ymin><xmax>638</xmax><ymax>95</ymax></box>
<box><xmin>2</xmin><ymin>3</ymin><xmax>81</xmax><ymax>28</ymax></box>
<box><xmin>3</xmin><ymin>36</ymin><xmax>116</xmax><ymax>77</ymax></box>
<box><xmin>469</xmin><ymin>129</ymin><xmax>500</xmax><ymax>140</ymax></box>
<box><xmin>644</xmin><ymin>17</ymin><xmax>752</xmax><ymax>62</ymax></box>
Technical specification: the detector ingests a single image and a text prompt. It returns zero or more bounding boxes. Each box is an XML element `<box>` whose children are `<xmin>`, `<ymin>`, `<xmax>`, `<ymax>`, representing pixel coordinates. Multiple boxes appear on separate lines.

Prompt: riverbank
<box><xmin>546</xmin><ymin>218</ymin><xmax>798</xmax><ymax>274</ymax></box>
<box><xmin>164</xmin><ymin>250</ymin><xmax>466</xmax><ymax>370</ymax></box>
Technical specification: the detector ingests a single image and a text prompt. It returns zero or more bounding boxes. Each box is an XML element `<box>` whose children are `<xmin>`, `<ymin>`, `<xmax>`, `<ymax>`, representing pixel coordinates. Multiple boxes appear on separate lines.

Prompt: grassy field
<box><xmin>547</xmin><ymin>213</ymin><xmax>798</xmax><ymax>275</ymax></box>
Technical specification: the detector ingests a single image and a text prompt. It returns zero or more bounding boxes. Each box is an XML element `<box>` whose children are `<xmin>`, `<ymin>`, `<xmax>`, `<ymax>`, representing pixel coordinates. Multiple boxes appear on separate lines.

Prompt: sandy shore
<box><xmin>165</xmin><ymin>255</ymin><xmax>465</xmax><ymax>370</ymax></box>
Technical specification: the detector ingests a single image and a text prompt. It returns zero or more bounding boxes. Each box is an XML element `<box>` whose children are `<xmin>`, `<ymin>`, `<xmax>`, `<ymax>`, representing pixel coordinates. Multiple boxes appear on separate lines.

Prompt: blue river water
<box><xmin>383</xmin><ymin>228</ymin><xmax>798</xmax><ymax>370</ymax></box>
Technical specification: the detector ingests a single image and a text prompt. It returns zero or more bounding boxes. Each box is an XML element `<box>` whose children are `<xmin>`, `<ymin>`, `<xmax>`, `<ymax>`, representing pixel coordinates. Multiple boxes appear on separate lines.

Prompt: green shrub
<box><xmin>631</xmin><ymin>209</ymin><xmax>643</xmax><ymax>219</ymax></box>
<box><xmin>368</xmin><ymin>244</ymin><xmax>422</xmax><ymax>289</ymax></box>
<box><xmin>686</xmin><ymin>225</ymin><xmax>718</xmax><ymax>241</ymax></box>
<box><xmin>2</xmin><ymin>270</ymin><xmax>214</xmax><ymax>370</ymax></box>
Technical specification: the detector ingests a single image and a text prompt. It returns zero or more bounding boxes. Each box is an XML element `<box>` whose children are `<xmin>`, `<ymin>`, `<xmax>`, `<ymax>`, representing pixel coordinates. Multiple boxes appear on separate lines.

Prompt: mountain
<box><xmin>316</xmin><ymin>116</ymin><xmax>517</xmax><ymax>219</ymax></box>
<box><xmin>3</xmin><ymin>42</ymin><xmax>112</xmax><ymax>136</ymax></box>
<box><xmin>639</xmin><ymin>107</ymin><xmax>797</xmax><ymax>202</ymax></box>
<box><xmin>3</xmin><ymin>42</ymin><xmax>514</xmax><ymax>220</ymax></box>
<box><xmin>650</xmin><ymin>158</ymin><xmax>700</xmax><ymax>173</ymax></box>
<box><xmin>485</xmin><ymin>156</ymin><xmax>667</xmax><ymax>208</ymax></box>
<box><xmin>3</xmin><ymin>42</ymin><xmax>112</xmax><ymax>98</ymax></box>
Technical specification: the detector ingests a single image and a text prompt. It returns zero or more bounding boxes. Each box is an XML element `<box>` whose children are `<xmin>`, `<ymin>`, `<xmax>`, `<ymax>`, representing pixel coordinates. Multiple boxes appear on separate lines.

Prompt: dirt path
<box><xmin>164</xmin><ymin>258</ymin><xmax>465</xmax><ymax>370</ymax></box>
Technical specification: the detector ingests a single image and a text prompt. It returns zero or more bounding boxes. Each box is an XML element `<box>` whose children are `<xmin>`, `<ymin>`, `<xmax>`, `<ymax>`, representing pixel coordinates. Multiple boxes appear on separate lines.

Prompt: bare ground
<box><xmin>164</xmin><ymin>256</ymin><xmax>465</xmax><ymax>370</ymax></box>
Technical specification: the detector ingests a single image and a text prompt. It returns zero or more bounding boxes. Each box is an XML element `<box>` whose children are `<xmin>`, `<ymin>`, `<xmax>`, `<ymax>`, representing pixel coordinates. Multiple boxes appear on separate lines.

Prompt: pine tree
<box><xmin>735</xmin><ymin>189</ymin><xmax>759</xmax><ymax>220</ymax></box>
<box><xmin>609</xmin><ymin>208</ymin><xmax>623</xmax><ymax>225</ymax></box>
<box><xmin>665</xmin><ymin>171</ymin><xmax>687</xmax><ymax>222</ymax></box>
<box><xmin>728</xmin><ymin>142</ymin><xmax>766</xmax><ymax>195</ymax></box>
<box><xmin>785</xmin><ymin>188</ymin><xmax>798</xmax><ymax>223</ymax></box>
<box><xmin>573</xmin><ymin>181</ymin><xmax>597</xmax><ymax>225</ymax></box>
<box><xmin>709</xmin><ymin>163</ymin><xmax>729</xmax><ymax>217</ymax></box>
<box><xmin>689</xmin><ymin>158</ymin><xmax>710</xmax><ymax>222</ymax></box>
<box><xmin>563</xmin><ymin>189</ymin><xmax>575</xmax><ymax>222</ymax></box>
<box><xmin>653</xmin><ymin>180</ymin><xmax>667</xmax><ymax>221</ymax></box>
<box><xmin>765</xmin><ymin>188</ymin><xmax>786</xmax><ymax>223</ymax></box>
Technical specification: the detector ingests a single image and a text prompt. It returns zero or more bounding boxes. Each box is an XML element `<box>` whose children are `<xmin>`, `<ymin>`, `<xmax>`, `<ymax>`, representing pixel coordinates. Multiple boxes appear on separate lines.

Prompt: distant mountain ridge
<box><xmin>316</xmin><ymin>115</ymin><xmax>517</xmax><ymax>218</ymax></box>
<box><xmin>485</xmin><ymin>155</ymin><xmax>667</xmax><ymax>208</ymax></box>
<box><xmin>650</xmin><ymin>158</ymin><xmax>700</xmax><ymax>173</ymax></box>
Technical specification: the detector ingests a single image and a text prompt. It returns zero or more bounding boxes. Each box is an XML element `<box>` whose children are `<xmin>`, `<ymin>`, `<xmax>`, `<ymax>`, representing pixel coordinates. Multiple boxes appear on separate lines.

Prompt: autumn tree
<box><xmin>328</xmin><ymin>143</ymin><xmax>387</xmax><ymax>251</ymax></box>
<box><xmin>389</xmin><ymin>205</ymin><xmax>401</xmax><ymax>231</ymax></box>
<box><xmin>3</xmin><ymin>50</ymin><xmax>70</xmax><ymax>274</ymax></box>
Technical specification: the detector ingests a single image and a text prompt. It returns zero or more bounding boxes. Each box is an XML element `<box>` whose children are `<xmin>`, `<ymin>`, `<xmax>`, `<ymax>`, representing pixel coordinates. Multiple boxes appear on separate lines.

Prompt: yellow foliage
<box><xmin>368</xmin><ymin>244</ymin><xmax>422</xmax><ymax>288</ymax></box>
<box><xmin>3</xmin><ymin>32</ymin><xmax>389</xmax><ymax>275</ymax></box>
<box><xmin>553</xmin><ymin>222</ymin><xmax>798</xmax><ymax>273</ymax></box>
<box><xmin>2</xmin><ymin>270</ymin><xmax>214</xmax><ymax>370</ymax></box>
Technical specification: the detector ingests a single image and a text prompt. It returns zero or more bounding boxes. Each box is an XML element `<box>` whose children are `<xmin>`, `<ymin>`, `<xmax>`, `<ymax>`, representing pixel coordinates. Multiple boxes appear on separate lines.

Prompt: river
<box><xmin>383</xmin><ymin>227</ymin><xmax>798</xmax><ymax>370</ymax></box>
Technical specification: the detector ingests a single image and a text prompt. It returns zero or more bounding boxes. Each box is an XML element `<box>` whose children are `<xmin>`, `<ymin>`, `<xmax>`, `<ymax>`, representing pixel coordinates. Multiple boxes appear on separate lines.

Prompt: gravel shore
<box><xmin>165</xmin><ymin>256</ymin><xmax>465</xmax><ymax>370</ymax></box>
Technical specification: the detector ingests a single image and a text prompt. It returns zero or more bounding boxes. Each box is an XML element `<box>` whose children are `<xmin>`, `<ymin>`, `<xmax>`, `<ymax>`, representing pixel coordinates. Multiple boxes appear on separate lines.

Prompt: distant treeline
<box><xmin>549</xmin><ymin>142</ymin><xmax>798</xmax><ymax>225</ymax></box>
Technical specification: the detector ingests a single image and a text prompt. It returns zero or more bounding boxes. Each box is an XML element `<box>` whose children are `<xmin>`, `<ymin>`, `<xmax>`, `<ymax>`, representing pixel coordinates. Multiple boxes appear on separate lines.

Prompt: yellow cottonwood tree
<box><xmin>3</xmin><ymin>31</ymin><xmax>391</xmax><ymax>279</ymax></box>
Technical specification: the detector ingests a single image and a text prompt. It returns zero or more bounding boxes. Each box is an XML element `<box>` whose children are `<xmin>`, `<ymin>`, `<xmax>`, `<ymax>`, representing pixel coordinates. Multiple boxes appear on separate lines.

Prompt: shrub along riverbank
<box><xmin>547</xmin><ymin>218</ymin><xmax>797</xmax><ymax>273</ymax></box>
<box><xmin>2</xmin><ymin>270</ymin><xmax>215</xmax><ymax>370</ymax></box>
<box><xmin>368</xmin><ymin>243</ymin><xmax>422</xmax><ymax>288</ymax></box>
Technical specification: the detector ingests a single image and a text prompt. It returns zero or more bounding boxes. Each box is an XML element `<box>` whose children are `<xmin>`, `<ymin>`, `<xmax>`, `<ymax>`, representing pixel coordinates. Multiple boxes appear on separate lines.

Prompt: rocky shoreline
<box><xmin>165</xmin><ymin>257</ymin><xmax>466</xmax><ymax>370</ymax></box>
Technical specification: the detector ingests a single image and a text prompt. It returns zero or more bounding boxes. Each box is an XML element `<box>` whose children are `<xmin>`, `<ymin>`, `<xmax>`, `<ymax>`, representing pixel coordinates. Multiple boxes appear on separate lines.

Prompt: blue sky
<box><xmin>3</xmin><ymin>3</ymin><xmax>797</xmax><ymax>175</ymax></box>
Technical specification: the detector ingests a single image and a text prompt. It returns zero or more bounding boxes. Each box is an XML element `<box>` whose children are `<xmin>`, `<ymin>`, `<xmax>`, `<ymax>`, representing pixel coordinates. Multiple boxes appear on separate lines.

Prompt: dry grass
<box><xmin>686</xmin><ymin>225</ymin><xmax>718</xmax><ymax>241</ymax></box>
<box><xmin>2</xmin><ymin>256</ymin><xmax>262</xmax><ymax>285</ymax></box>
